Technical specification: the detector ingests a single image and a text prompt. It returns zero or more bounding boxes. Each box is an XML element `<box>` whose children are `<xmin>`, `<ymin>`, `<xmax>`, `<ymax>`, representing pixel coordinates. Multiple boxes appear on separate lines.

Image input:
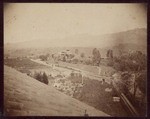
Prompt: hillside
<box><xmin>4</xmin><ymin>65</ymin><xmax>109</xmax><ymax>116</ymax></box>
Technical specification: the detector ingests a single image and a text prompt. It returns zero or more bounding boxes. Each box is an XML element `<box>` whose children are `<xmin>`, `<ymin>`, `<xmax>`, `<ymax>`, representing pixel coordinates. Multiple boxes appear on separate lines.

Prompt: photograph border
<box><xmin>1</xmin><ymin>0</ymin><xmax>149</xmax><ymax>118</ymax></box>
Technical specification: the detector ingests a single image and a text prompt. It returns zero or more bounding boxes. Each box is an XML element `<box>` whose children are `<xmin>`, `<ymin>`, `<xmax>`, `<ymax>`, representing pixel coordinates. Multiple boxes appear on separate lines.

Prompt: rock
<box><xmin>113</xmin><ymin>97</ymin><xmax>120</xmax><ymax>102</ymax></box>
<box><xmin>105</xmin><ymin>88</ymin><xmax>112</xmax><ymax>92</ymax></box>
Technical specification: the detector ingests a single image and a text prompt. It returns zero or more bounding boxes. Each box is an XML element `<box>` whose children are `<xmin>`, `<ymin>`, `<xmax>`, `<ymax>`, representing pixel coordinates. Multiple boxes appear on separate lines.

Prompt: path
<box><xmin>31</xmin><ymin>59</ymin><xmax>113</xmax><ymax>83</ymax></box>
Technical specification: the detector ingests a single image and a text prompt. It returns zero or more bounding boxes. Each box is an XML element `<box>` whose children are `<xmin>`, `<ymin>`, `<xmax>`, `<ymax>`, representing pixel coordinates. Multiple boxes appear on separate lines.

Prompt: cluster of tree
<box><xmin>92</xmin><ymin>48</ymin><xmax>101</xmax><ymax>66</ymax></box>
<box><xmin>67</xmin><ymin>54</ymin><xmax>75</xmax><ymax>59</ymax></box>
<box><xmin>63</xmin><ymin>54</ymin><xmax>75</xmax><ymax>62</ymax></box>
<box><xmin>135</xmin><ymin>70</ymin><xmax>146</xmax><ymax>96</ymax></box>
<box><xmin>51</xmin><ymin>48</ymin><xmax>101</xmax><ymax>66</ymax></box>
<box><xmin>71</xmin><ymin>48</ymin><xmax>100</xmax><ymax>66</ymax></box>
<box><xmin>113</xmin><ymin>51</ymin><xmax>146</xmax><ymax>72</ymax></box>
<box><xmin>34</xmin><ymin>72</ymin><xmax>49</xmax><ymax>85</ymax></box>
<box><xmin>113</xmin><ymin>50</ymin><xmax>147</xmax><ymax>115</ymax></box>
<box><xmin>114</xmin><ymin>51</ymin><xmax>147</xmax><ymax>91</ymax></box>
<box><xmin>119</xmin><ymin>70</ymin><xmax>147</xmax><ymax>115</ymax></box>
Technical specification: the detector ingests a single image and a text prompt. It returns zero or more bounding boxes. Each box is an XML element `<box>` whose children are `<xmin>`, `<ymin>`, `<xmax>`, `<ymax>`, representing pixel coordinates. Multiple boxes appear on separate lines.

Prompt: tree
<box><xmin>92</xmin><ymin>48</ymin><xmax>97</xmax><ymax>56</ymax></box>
<box><xmin>46</xmin><ymin>53</ymin><xmax>50</xmax><ymax>59</ymax></box>
<box><xmin>92</xmin><ymin>48</ymin><xmax>101</xmax><ymax>66</ymax></box>
<box><xmin>72</xmin><ymin>58</ymin><xmax>78</xmax><ymax>64</ymax></box>
<box><xmin>63</xmin><ymin>55</ymin><xmax>66</xmax><ymax>62</ymax></box>
<box><xmin>121</xmin><ymin>72</ymin><xmax>132</xmax><ymax>95</ymax></box>
<box><xmin>43</xmin><ymin>72</ymin><xmax>49</xmax><ymax>85</ymax></box>
<box><xmin>136</xmin><ymin>71</ymin><xmax>146</xmax><ymax>96</ymax></box>
<box><xmin>34</xmin><ymin>71</ymin><xmax>42</xmax><ymax>82</ymax></box>
<box><xmin>107</xmin><ymin>49</ymin><xmax>113</xmax><ymax>58</ymax></box>
<box><xmin>52</xmin><ymin>54</ymin><xmax>54</xmax><ymax>58</ymax></box>
<box><xmin>110</xmin><ymin>50</ymin><xmax>113</xmax><ymax>58</ymax></box>
<box><xmin>107</xmin><ymin>49</ymin><xmax>110</xmax><ymax>58</ymax></box>
<box><xmin>113</xmin><ymin>51</ymin><xmax>147</xmax><ymax>72</ymax></box>
<box><xmin>75</xmin><ymin>49</ymin><xmax>79</xmax><ymax>55</ymax></box>
<box><xmin>70</xmin><ymin>54</ymin><xmax>75</xmax><ymax>59</ymax></box>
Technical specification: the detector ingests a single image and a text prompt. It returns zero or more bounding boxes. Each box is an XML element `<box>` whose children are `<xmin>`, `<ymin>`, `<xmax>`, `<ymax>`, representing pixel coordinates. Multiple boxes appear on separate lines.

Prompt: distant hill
<box><xmin>4</xmin><ymin>28</ymin><xmax>147</xmax><ymax>57</ymax></box>
<box><xmin>4</xmin><ymin>65</ymin><xmax>109</xmax><ymax>116</ymax></box>
<box><xmin>5</xmin><ymin>28</ymin><xmax>146</xmax><ymax>48</ymax></box>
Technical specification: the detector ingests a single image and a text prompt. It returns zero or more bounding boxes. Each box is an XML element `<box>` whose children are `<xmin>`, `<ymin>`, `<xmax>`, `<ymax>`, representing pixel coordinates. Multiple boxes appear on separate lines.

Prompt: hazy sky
<box><xmin>4</xmin><ymin>3</ymin><xmax>147</xmax><ymax>44</ymax></box>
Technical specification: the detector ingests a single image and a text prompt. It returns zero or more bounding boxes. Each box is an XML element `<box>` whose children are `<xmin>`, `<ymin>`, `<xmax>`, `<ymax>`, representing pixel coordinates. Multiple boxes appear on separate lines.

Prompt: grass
<box><xmin>73</xmin><ymin>79</ymin><xmax>129</xmax><ymax>116</ymax></box>
<box><xmin>52</xmin><ymin>73</ymin><xmax>129</xmax><ymax>116</ymax></box>
<box><xmin>57</xmin><ymin>61</ymin><xmax>116</xmax><ymax>76</ymax></box>
<box><xmin>4</xmin><ymin>58</ymin><xmax>49</xmax><ymax>70</ymax></box>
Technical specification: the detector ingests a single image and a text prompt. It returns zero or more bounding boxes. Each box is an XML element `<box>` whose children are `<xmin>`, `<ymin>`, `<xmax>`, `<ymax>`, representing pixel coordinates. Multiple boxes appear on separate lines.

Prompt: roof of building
<box><xmin>4</xmin><ymin>65</ymin><xmax>109</xmax><ymax>116</ymax></box>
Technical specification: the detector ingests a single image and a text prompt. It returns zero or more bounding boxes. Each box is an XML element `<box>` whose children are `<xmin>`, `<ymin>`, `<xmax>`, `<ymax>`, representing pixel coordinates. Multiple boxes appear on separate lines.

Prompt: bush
<box><xmin>107</xmin><ymin>59</ymin><xmax>114</xmax><ymax>67</ymax></box>
<box><xmin>70</xmin><ymin>54</ymin><xmax>75</xmax><ymax>59</ymax></box>
<box><xmin>39</xmin><ymin>55</ymin><xmax>48</xmax><ymax>61</ymax></box>
<box><xmin>71</xmin><ymin>59</ymin><xmax>78</xmax><ymax>64</ymax></box>
<box><xmin>84</xmin><ymin>59</ymin><xmax>92</xmax><ymax>65</ymax></box>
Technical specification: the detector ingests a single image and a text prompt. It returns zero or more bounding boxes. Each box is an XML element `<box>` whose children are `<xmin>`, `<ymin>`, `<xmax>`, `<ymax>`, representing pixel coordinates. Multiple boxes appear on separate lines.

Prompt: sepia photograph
<box><xmin>4</xmin><ymin>3</ymin><xmax>147</xmax><ymax>116</ymax></box>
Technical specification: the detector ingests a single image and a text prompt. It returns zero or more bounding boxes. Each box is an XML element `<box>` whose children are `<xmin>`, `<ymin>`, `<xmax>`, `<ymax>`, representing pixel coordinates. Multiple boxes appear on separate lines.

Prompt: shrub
<box><xmin>113</xmin><ymin>51</ymin><xmax>147</xmax><ymax>72</ymax></box>
<box><xmin>39</xmin><ymin>55</ymin><xmax>48</xmax><ymax>61</ymax></box>
<box><xmin>43</xmin><ymin>72</ymin><xmax>49</xmax><ymax>85</ymax></box>
<box><xmin>71</xmin><ymin>59</ymin><xmax>78</xmax><ymax>64</ymax></box>
<box><xmin>136</xmin><ymin>70</ymin><xmax>147</xmax><ymax>95</ymax></box>
<box><xmin>107</xmin><ymin>60</ymin><xmax>114</xmax><ymax>67</ymax></box>
<box><xmin>70</xmin><ymin>72</ymin><xmax>74</xmax><ymax>78</ymax></box>
<box><xmin>80</xmin><ymin>53</ymin><xmax>85</xmax><ymax>58</ymax></box>
<box><xmin>85</xmin><ymin>59</ymin><xmax>92</xmax><ymax>65</ymax></box>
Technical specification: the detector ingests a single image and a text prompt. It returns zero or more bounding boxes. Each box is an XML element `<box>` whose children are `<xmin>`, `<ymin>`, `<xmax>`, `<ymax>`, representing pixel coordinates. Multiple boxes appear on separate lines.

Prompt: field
<box><xmin>4</xmin><ymin>58</ymin><xmax>53</xmax><ymax>75</ymax></box>
<box><xmin>4</xmin><ymin>58</ymin><xmax>50</xmax><ymax>69</ymax></box>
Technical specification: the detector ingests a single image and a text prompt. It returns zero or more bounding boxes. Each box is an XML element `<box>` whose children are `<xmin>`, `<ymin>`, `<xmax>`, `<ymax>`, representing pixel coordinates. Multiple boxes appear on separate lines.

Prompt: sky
<box><xmin>4</xmin><ymin>3</ymin><xmax>147</xmax><ymax>44</ymax></box>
